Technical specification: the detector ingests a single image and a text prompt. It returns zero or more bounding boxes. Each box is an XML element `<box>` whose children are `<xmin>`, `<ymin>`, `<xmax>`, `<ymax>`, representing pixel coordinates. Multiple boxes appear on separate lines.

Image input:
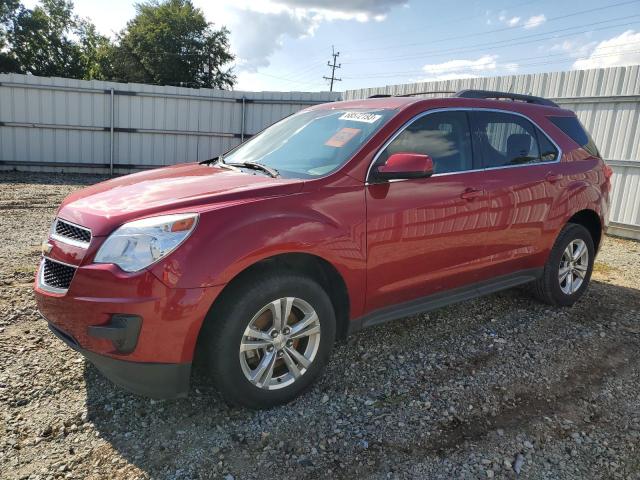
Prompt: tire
<box><xmin>532</xmin><ymin>223</ymin><xmax>595</xmax><ymax>306</ymax></box>
<box><xmin>200</xmin><ymin>272</ymin><xmax>336</xmax><ymax>409</ymax></box>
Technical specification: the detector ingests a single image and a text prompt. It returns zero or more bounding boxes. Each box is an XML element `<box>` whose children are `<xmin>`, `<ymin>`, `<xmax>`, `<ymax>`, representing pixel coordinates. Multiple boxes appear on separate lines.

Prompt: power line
<box><xmin>342</xmin><ymin>46</ymin><xmax>640</xmax><ymax>83</ymax></box>
<box><xmin>342</xmin><ymin>41</ymin><xmax>640</xmax><ymax>79</ymax></box>
<box><xmin>323</xmin><ymin>46</ymin><xmax>342</xmax><ymax>92</ymax></box>
<box><xmin>352</xmin><ymin>0</ymin><xmax>544</xmax><ymax>46</ymax></box>
<box><xmin>346</xmin><ymin>0</ymin><xmax>640</xmax><ymax>55</ymax></box>
<box><xmin>251</xmin><ymin>71</ymin><xmax>322</xmax><ymax>87</ymax></box>
<box><xmin>343</xmin><ymin>16</ymin><xmax>640</xmax><ymax>66</ymax></box>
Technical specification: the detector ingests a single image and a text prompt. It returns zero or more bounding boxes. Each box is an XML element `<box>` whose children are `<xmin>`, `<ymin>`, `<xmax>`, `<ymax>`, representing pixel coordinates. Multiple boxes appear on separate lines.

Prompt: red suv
<box><xmin>35</xmin><ymin>90</ymin><xmax>611</xmax><ymax>408</ymax></box>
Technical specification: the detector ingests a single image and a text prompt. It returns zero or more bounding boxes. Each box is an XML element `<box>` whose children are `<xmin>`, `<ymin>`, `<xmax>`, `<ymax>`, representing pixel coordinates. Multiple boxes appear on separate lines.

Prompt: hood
<box><xmin>57</xmin><ymin>162</ymin><xmax>305</xmax><ymax>236</ymax></box>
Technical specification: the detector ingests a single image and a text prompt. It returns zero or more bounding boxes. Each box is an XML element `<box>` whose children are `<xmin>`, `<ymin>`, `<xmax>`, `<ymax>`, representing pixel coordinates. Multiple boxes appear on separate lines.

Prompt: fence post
<box><xmin>109</xmin><ymin>88</ymin><xmax>115</xmax><ymax>176</ymax></box>
<box><xmin>241</xmin><ymin>96</ymin><xmax>246</xmax><ymax>142</ymax></box>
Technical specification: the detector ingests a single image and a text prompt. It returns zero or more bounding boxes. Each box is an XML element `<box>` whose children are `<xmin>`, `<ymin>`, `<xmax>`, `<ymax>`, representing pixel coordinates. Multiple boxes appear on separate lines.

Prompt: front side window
<box><xmin>223</xmin><ymin>108</ymin><xmax>395</xmax><ymax>179</ymax></box>
<box><xmin>471</xmin><ymin>111</ymin><xmax>558</xmax><ymax>167</ymax></box>
<box><xmin>377</xmin><ymin>111</ymin><xmax>473</xmax><ymax>174</ymax></box>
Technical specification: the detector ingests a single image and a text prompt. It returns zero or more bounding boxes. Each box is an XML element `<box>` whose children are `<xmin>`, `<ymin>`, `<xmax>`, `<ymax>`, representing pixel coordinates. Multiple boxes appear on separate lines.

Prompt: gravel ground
<box><xmin>1</xmin><ymin>171</ymin><xmax>639</xmax><ymax>480</ymax></box>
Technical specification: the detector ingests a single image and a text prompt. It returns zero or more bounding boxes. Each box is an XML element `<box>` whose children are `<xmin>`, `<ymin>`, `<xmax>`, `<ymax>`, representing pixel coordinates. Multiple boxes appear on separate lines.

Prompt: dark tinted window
<box><xmin>549</xmin><ymin>116</ymin><xmax>600</xmax><ymax>157</ymax></box>
<box><xmin>537</xmin><ymin>131</ymin><xmax>559</xmax><ymax>162</ymax></box>
<box><xmin>379</xmin><ymin>111</ymin><xmax>473</xmax><ymax>174</ymax></box>
<box><xmin>471</xmin><ymin>111</ymin><xmax>557</xmax><ymax>167</ymax></box>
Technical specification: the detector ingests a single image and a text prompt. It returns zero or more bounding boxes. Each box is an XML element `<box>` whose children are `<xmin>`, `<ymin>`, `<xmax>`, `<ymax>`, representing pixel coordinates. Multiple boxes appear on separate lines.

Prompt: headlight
<box><xmin>94</xmin><ymin>213</ymin><xmax>199</xmax><ymax>272</ymax></box>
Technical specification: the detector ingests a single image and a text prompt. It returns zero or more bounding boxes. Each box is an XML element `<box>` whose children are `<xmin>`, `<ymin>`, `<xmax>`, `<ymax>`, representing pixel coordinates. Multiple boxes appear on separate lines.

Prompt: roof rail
<box><xmin>454</xmin><ymin>89</ymin><xmax>559</xmax><ymax>107</ymax></box>
<box><xmin>368</xmin><ymin>90</ymin><xmax>456</xmax><ymax>99</ymax></box>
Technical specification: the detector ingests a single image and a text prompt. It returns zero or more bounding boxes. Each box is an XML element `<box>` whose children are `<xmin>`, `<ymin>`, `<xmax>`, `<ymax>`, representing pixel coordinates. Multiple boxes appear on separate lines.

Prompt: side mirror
<box><xmin>375</xmin><ymin>152</ymin><xmax>434</xmax><ymax>180</ymax></box>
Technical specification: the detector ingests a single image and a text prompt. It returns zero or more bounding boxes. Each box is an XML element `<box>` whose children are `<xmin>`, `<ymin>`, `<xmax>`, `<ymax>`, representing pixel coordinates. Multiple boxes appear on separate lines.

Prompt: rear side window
<box><xmin>471</xmin><ymin>111</ymin><xmax>558</xmax><ymax>168</ymax></box>
<box><xmin>549</xmin><ymin>116</ymin><xmax>600</xmax><ymax>157</ymax></box>
<box><xmin>538</xmin><ymin>133</ymin><xmax>559</xmax><ymax>162</ymax></box>
<box><xmin>378</xmin><ymin>111</ymin><xmax>473</xmax><ymax>174</ymax></box>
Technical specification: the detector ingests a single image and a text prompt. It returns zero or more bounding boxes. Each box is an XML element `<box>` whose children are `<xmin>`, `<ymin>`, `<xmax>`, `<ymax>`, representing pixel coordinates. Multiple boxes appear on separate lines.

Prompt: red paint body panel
<box><xmin>35</xmin><ymin>262</ymin><xmax>222</xmax><ymax>363</ymax></box>
<box><xmin>34</xmin><ymin>96</ymin><xmax>611</xmax><ymax>372</ymax></box>
<box><xmin>365</xmin><ymin>171</ymin><xmax>491</xmax><ymax>311</ymax></box>
<box><xmin>56</xmin><ymin>162</ymin><xmax>304</xmax><ymax>236</ymax></box>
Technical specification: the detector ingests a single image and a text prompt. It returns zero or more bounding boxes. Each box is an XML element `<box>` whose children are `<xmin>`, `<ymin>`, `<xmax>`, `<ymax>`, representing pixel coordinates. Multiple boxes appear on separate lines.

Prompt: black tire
<box><xmin>200</xmin><ymin>272</ymin><xmax>336</xmax><ymax>409</ymax></box>
<box><xmin>532</xmin><ymin>223</ymin><xmax>595</xmax><ymax>306</ymax></box>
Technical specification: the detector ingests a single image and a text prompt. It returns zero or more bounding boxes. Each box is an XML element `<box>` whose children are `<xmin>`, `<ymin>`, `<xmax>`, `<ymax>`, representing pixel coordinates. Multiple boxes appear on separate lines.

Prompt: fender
<box><xmin>148</xmin><ymin>185</ymin><xmax>368</xmax><ymax>318</ymax></box>
<box><xmin>546</xmin><ymin>174</ymin><xmax>605</xmax><ymax>245</ymax></box>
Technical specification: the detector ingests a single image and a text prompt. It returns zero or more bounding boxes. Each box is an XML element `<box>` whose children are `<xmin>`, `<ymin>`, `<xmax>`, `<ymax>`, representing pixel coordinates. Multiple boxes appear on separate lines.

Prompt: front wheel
<box><xmin>532</xmin><ymin>223</ymin><xmax>595</xmax><ymax>306</ymax></box>
<box><xmin>200</xmin><ymin>272</ymin><xmax>336</xmax><ymax>408</ymax></box>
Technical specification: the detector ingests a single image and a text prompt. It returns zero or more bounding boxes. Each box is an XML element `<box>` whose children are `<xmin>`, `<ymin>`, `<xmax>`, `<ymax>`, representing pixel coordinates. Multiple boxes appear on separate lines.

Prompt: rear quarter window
<box><xmin>549</xmin><ymin>116</ymin><xmax>601</xmax><ymax>158</ymax></box>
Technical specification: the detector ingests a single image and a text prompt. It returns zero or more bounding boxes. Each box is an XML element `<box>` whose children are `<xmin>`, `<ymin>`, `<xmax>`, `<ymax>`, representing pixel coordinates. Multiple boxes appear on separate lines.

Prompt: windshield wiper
<box><xmin>226</xmin><ymin>161</ymin><xmax>280</xmax><ymax>178</ymax></box>
<box><xmin>200</xmin><ymin>155</ymin><xmax>224</xmax><ymax>166</ymax></box>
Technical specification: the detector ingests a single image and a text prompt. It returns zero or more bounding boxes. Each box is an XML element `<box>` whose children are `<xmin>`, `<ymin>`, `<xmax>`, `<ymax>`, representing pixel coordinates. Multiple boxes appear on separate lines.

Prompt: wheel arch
<box><xmin>566</xmin><ymin>208</ymin><xmax>603</xmax><ymax>252</ymax></box>
<box><xmin>197</xmin><ymin>252</ymin><xmax>352</xmax><ymax>353</ymax></box>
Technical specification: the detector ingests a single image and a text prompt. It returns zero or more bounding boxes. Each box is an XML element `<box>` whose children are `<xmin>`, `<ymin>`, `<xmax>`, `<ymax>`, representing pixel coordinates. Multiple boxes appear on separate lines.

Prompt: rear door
<box><xmin>365</xmin><ymin>110</ymin><xmax>491</xmax><ymax>312</ymax></box>
<box><xmin>469</xmin><ymin>110</ymin><xmax>562</xmax><ymax>280</ymax></box>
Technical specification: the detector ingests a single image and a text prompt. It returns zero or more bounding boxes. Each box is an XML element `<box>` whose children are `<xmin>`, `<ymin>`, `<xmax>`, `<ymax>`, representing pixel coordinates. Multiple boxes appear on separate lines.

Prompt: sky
<box><xmin>23</xmin><ymin>0</ymin><xmax>640</xmax><ymax>92</ymax></box>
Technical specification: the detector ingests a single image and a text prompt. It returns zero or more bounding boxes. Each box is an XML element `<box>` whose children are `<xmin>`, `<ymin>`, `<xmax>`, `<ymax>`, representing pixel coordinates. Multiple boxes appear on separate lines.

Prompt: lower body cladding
<box><xmin>47</xmin><ymin>319</ymin><xmax>191</xmax><ymax>398</ymax></box>
<box><xmin>34</xmin><ymin>261</ymin><xmax>223</xmax><ymax>399</ymax></box>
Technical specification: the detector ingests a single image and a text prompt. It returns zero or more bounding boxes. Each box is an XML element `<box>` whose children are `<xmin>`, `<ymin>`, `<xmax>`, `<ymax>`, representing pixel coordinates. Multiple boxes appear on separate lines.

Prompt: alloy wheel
<box><xmin>239</xmin><ymin>297</ymin><xmax>321</xmax><ymax>390</ymax></box>
<box><xmin>558</xmin><ymin>238</ymin><xmax>589</xmax><ymax>295</ymax></box>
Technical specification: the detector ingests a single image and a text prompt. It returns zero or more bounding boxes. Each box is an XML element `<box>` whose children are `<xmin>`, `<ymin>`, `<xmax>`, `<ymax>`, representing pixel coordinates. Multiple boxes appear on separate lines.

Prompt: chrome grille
<box><xmin>42</xmin><ymin>258</ymin><xmax>76</xmax><ymax>290</ymax></box>
<box><xmin>53</xmin><ymin>219</ymin><xmax>91</xmax><ymax>245</ymax></box>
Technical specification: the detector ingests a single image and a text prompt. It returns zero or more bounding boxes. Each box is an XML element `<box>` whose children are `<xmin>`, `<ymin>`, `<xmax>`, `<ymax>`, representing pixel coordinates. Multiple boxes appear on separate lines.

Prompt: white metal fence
<box><xmin>345</xmin><ymin>65</ymin><xmax>640</xmax><ymax>240</ymax></box>
<box><xmin>0</xmin><ymin>73</ymin><xmax>340</xmax><ymax>175</ymax></box>
<box><xmin>1</xmin><ymin>68</ymin><xmax>638</xmax><ymax>239</ymax></box>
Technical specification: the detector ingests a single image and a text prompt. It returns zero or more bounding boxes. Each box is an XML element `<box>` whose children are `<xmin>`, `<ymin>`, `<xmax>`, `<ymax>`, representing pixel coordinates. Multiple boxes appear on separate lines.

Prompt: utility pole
<box><xmin>323</xmin><ymin>46</ymin><xmax>341</xmax><ymax>92</ymax></box>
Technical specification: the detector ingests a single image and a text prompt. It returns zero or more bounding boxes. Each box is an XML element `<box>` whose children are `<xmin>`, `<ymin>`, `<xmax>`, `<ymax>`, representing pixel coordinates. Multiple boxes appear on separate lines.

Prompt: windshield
<box><xmin>223</xmin><ymin>108</ymin><xmax>395</xmax><ymax>179</ymax></box>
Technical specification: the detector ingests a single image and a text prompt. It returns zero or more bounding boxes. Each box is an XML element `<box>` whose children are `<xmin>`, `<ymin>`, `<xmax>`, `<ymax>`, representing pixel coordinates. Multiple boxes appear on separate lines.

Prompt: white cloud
<box><xmin>507</xmin><ymin>16</ymin><xmax>521</xmax><ymax>27</ymax></box>
<box><xmin>416</xmin><ymin>54</ymin><xmax>519</xmax><ymax>82</ymax></box>
<box><xmin>422</xmin><ymin>55</ymin><xmax>499</xmax><ymax>75</ymax></box>
<box><xmin>523</xmin><ymin>14</ymin><xmax>546</xmax><ymax>29</ymax></box>
<box><xmin>550</xmin><ymin>39</ymin><xmax>598</xmax><ymax>58</ymax></box>
<box><xmin>197</xmin><ymin>0</ymin><xmax>406</xmax><ymax>74</ymax></box>
<box><xmin>495</xmin><ymin>11</ymin><xmax>522</xmax><ymax>27</ymax></box>
<box><xmin>273</xmin><ymin>0</ymin><xmax>407</xmax><ymax>21</ymax></box>
<box><xmin>221</xmin><ymin>8</ymin><xmax>316</xmax><ymax>72</ymax></box>
<box><xmin>573</xmin><ymin>30</ymin><xmax>640</xmax><ymax>70</ymax></box>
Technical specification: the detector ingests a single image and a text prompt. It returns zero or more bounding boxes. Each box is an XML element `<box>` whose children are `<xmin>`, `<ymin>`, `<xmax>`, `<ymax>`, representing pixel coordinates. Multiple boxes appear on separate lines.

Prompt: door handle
<box><xmin>460</xmin><ymin>187</ymin><xmax>484</xmax><ymax>200</ymax></box>
<box><xmin>545</xmin><ymin>172</ymin><xmax>562</xmax><ymax>183</ymax></box>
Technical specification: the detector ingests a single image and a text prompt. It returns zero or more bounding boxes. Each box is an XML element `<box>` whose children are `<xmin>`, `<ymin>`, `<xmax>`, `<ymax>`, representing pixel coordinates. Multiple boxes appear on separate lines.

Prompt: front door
<box><xmin>365</xmin><ymin>110</ymin><xmax>491</xmax><ymax>313</ymax></box>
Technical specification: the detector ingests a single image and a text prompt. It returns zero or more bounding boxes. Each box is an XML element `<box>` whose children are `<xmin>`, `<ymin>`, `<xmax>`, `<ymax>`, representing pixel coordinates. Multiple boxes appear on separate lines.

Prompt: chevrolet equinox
<box><xmin>35</xmin><ymin>90</ymin><xmax>612</xmax><ymax>408</ymax></box>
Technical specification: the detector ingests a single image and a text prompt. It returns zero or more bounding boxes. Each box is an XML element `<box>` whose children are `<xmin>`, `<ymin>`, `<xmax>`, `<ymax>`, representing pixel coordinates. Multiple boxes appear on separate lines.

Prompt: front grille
<box><xmin>54</xmin><ymin>219</ymin><xmax>91</xmax><ymax>245</ymax></box>
<box><xmin>42</xmin><ymin>258</ymin><xmax>76</xmax><ymax>290</ymax></box>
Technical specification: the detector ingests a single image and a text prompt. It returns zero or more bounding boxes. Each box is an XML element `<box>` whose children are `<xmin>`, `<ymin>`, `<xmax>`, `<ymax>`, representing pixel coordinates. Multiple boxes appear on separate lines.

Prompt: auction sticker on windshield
<box><xmin>338</xmin><ymin>112</ymin><xmax>382</xmax><ymax>123</ymax></box>
<box><xmin>325</xmin><ymin>127</ymin><xmax>361</xmax><ymax>147</ymax></box>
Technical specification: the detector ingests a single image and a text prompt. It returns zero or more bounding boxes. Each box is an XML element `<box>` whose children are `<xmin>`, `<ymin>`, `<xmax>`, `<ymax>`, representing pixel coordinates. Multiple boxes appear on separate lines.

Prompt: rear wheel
<box><xmin>200</xmin><ymin>272</ymin><xmax>336</xmax><ymax>408</ymax></box>
<box><xmin>532</xmin><ymin>223</ymin><xmax>595</xmax><ymax>306</ymax></box>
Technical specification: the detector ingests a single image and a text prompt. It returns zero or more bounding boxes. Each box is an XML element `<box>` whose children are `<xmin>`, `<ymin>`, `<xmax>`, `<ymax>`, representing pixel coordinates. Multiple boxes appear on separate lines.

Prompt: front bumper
<box><xmin>47</xmin><ymin>321</ymin><xmax>190</xmax><ymax>399</ymax></box>
<box><xmin>35</xmin><ymin>258</ymin><xmax>224</xmax><ymax>398</ymax></box>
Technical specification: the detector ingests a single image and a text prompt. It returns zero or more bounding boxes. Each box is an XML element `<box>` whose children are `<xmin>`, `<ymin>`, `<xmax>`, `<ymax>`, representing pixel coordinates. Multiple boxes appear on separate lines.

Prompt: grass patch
<box><xmin>593</xmin><ymin>261</ymin><xmax>617</xmax><ymax>275</ymax></box>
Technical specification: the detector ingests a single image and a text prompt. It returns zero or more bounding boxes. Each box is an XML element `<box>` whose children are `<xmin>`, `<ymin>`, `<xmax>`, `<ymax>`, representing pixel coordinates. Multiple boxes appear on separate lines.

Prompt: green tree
<box><xmin>0</xmin><ymin>0</ymin><xmax>21</xmax><ymax>72</ymax></box>
<box><xmin>77</xmin><ymin>20</ymin><xmax>113</xmax><ymax>80</ymax></box>
<box><xmin>111</xmin><ymin>0</ymin><xmax>235</xmax><ymax>88</ymax></box>
<box><xmin>1</xmin><ymin>0</ymin><xmax>110</xmax><ymax>78</ymax></box>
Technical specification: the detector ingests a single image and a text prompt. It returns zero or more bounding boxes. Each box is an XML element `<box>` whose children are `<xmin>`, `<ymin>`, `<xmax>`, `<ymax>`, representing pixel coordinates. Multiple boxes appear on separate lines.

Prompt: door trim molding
<box><xmin>348</xmin><ymin>268</ymin><xmax>543</xmax><ymax>334</ymax></box>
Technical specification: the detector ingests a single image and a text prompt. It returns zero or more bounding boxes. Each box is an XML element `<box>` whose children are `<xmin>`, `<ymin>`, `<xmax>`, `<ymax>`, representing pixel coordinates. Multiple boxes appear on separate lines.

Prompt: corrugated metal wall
<box><xmin>1</xmin><ymin>68</ymin><xmax>638</xmax><ymax>239</ymax></box>
<box><xmin>345</xmin><ymin>66</ymin><xmax>640</xmax><ymax>239</ymax></box>
<box><xmin>0</xmin><ymin>73</ymin><xmax>340</xmax><ymax>174</ymax></box>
